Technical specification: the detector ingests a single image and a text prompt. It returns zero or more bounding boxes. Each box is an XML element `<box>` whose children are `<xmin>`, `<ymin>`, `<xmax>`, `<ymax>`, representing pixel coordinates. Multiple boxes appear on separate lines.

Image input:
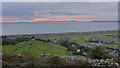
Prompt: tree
<box><xmin>58</xmin><ymin>40</ymin><xmax>71</xmax><ymax>47</ymax></box>
<box><xmin>88</xmin><ymin>46</ymin><xmax>114</xmax><ymax>59</ymax></box>
<box><xmin>67</xmin><ymin>46</ymin><xmax>76</xmax><ymax>52</ymax></box>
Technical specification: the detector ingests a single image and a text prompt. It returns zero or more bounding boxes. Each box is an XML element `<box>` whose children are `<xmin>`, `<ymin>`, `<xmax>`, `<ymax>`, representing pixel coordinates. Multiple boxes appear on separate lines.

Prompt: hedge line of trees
<box><xmin>2</xmin><ymin>36</ymin><xmax>34</xmax><ymax>45</ymax></box>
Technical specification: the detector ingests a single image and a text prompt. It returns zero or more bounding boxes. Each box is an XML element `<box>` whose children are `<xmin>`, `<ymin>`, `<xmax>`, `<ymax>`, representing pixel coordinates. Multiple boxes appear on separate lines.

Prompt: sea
<box><xmin>2</xmin><ymin>21</ymin><xmax>118</xmax><ymax>35</ymax></box>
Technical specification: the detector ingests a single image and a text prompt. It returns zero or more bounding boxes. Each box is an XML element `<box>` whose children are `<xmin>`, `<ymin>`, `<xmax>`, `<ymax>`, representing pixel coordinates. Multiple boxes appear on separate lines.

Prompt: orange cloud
<box><xmin>1</xmin><ymin>17</ymin><xmax>92</xmax><ymax>23</ymax></box>
<box><xmin>33</xmin><ymin>18</ymin><xmax>50</xmax><ymax>22</ymax></box>
<box><xmin>1</xmin><ymin>18</ymin><xmax>50</xmax><ymax>23</ymax></box>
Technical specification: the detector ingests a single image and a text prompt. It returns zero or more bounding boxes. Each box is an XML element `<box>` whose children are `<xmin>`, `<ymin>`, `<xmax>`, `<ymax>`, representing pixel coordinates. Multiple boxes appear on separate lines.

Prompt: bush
<box><xmin>88</xmin><ymin>46</ymin><xmax>114</xmax><ymax>59</ymax></box>
<box><xmin>74</xmin><ymin>60</ymin><xmax>92</xmax><ymax>68</ymax></box>
<box><xmin>67</xmin><ymin>46</ymin><xmax>76</xmax><ymax>52</ymax></box>
<box><xmin>26</xmin><ymin>60</ymin><xmax>47</xmax><ymax>68</ymax></box>
<box><xmin>115</xmin><ymin>57</ymin><xmax>120</xmax><ymax>65</ymax></box>
<box><xmin>2</xmin><ymin>61</ymin><xmax>16</xmax><ymax>67</ymax></box>
<box><xmin>22</xmin><ymin>52</ymin><xmax>35</xmax><ymax>62</ymax></box>
<box><xmin>63</xmin><ymin>59</ymin><xmax>92</xmax><ymax>68</ymax></box>
<box><xmin>2</xmin><ymin>53</ymin><xmax>48</xmax><ymax>68</ymax></box>
<box><xmin>48</xmin><ymin>56</ymin><xmax>63</xmax><ymax>66</ymax></box>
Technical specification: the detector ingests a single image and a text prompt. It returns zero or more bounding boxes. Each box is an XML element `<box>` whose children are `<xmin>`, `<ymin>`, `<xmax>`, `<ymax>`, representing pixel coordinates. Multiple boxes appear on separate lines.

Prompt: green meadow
<box><xmin>3</xmin><ymin>41</ymin><xmax>73</xmax><ymax>56</ymax></box>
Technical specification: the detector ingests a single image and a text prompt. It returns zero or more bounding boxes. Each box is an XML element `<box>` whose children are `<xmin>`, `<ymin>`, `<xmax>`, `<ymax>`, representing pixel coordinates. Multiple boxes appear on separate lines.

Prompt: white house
<box><xmin>76</xmin><ymin>49</ymin><xmax>81</xmax><ymax>52</ymax></box>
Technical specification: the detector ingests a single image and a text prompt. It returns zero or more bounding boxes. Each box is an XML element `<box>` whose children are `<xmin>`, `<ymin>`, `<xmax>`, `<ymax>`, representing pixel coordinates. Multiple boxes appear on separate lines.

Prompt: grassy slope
<box><xmin>2</xmin><ymin>41</ymin><xmax>72</xmax><ymax>56</ymax></box>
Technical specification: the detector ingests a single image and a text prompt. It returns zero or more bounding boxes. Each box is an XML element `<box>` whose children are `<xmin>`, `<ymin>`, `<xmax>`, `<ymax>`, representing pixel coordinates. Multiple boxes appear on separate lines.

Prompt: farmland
<box><xmin>1</xmin><ymin>30</ymin><xmax>120</xmax><ymax>67</ymax></box>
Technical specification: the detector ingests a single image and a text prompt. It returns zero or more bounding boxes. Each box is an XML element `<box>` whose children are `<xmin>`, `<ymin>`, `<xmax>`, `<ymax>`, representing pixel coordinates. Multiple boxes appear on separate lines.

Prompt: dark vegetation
<box><xmin>2</xmin><ymin>53</ymin><xmax>91</xmax><ymax>68</ymax></box>
<box><xmin>87</xmin><ymin>46</ymin><xmax>117</xmax><ymax>59</ymax></box>
<box><xmin>2</xmin><ymin>36</ymin><xmax>34</xmax><ymax>45</ymax></box>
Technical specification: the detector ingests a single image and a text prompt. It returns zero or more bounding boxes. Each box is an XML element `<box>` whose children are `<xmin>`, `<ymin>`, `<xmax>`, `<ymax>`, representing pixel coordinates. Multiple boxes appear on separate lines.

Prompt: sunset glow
<box><xmin>1</xmin><ymin>18</ymin><xmax>50</xmax><ymax>23</ymax></box>
<box><xmin>1</xmin><ymin>17</ymin><xmax>92</xmax><ymax>23</ymax></box>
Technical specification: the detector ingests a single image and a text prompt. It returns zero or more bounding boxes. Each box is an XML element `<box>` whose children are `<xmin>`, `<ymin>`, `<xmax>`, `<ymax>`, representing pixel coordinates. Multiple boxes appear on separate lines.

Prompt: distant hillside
<box><xmin>92</xmin><ymin>21</ymin><xmax>119</xmax><ymax>22</ymax></box>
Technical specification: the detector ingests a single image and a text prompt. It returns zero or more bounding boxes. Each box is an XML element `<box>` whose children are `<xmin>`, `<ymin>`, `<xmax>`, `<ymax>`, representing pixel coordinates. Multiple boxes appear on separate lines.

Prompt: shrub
<box><xmin>74</xmin><ymin>60</ymin><xmax>92</xmax><ymax>68</ymax></box>
<box><xmin>48</xmin><ymin>56</ymin><xmax>63</xmax><ymax>66</ymax></box>
<box><xmin>26</xmin><ymin>60</ymin><xmax>47</xmax><ymax>68</ymax></box>
<box><xmin>87</xmin><ymin>46</ymin><xmax>114</xmax><ymax>59</ymax></box>
<box><xmin>63</xmin><ymin>59</ymin><xmax>92</xmax><ymax>68</ymax></box>
<box><xmin>67</xmin><ymin>46</ymin><xmax>76</xmax><ymax>52</ymax></box>
<box><xmin>2</xmin><ymin>61</ymin><xmax>16</xmax><ymax>67</ymax></box>
<box><xmin>115</xmin><ymin>57</ymin><xmax>120</xmax><ymax>65</ymax></box>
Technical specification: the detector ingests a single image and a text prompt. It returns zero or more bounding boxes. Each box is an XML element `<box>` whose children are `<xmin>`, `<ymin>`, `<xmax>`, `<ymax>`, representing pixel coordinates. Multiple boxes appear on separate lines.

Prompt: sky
<box><xmin>1</xmin><ymin>0</ymin><xmax>119</xmax><ymax>2</ymax></box>
<box><xmin>1</xmin><ymin>2</ymin><xmax>118</xmax><ymax>23</ymax></box>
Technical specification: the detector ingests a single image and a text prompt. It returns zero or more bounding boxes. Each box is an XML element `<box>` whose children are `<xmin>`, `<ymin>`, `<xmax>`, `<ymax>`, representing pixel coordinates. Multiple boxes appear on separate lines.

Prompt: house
<box><xmin>72</xmin><ymin>44</ymin><xmax>75</xmax><ymax>47</ymax></box>
<box><xmin>87</xmin><ymin>46</ymin><xmax>94</xmax><ymax>48</ymax></box>
<box><xmin>31</xmin><ymin>39</ymin><xmax>35</xmax><ymax>41</ymax></box>
<box><xmin>90</xmin><ymin>43</ymin><xmax>101</xmax><ymax>46</ymax></box>
<box><xmin>6</xmin><ymin>37</ymin><xmax>16</xmax><ymax>40</ymax></box>
<box><xmin>76</xmin><ymin>49</ymin><xmax>81</xmax><ymax>52</ymax></box>
<box><xmin>89</xmin><ymin>37</ymin><xmax>101</xmax><ymax>43</ymax></box>
<box><xmin>79</xmin><ymin>43</ymin><xmax>88</xmax><ymax>46</ymax></box>
<box><xmin>89</xmin><ymin>37</ymin><xmax>117</xmax><ymax>45</ymax></box>
<box><xmin>104</xmin><ymin>47</ymin><xmax>118</xmax><ymax>56</ymax></box>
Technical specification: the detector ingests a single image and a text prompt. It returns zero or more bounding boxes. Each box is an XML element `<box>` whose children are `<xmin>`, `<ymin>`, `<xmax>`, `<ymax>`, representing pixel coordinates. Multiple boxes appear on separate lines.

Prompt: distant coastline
<box><xmin>2</xmin><ymin>20</ymin><xmax>120</xmax><ymax>24</ymax></box>
<box><xmin>2</xmin><ymin>30</ymin><xmax>118</xmax><ymax>36</ymax></box>
<box><xmin>92</xmin><ymin>21</ymin><xmax>120</xmax><ymax>22</ymax></box>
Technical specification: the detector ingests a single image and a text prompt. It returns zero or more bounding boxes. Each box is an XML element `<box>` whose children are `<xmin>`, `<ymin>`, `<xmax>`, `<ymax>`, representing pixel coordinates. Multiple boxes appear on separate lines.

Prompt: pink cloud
<box><xmin>45</xmin><ymin>15</ymin><xmax>95</xmax><ymax>18</ymax></box>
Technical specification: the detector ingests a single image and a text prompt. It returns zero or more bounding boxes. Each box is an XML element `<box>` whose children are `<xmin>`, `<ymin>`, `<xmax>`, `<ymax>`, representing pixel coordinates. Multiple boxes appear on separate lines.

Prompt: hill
<box><xmin>2</xmin><ymin>41</ymin><xmax>72</xmax><ymax>56</ymax></box>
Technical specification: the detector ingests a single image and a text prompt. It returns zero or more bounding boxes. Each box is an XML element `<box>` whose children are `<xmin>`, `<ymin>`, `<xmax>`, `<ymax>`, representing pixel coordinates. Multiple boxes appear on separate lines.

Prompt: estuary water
<box><xmin>2</xmin><ymin>21</ymin><xmax>118</xmax><ymax>35</ymax></box>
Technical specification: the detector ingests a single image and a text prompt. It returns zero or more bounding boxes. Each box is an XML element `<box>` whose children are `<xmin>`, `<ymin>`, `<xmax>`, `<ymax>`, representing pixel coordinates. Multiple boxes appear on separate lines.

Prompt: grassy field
<box><xmin>2</xmin><ymin>30</ymin><xmax>119</xmax><ymax>57</ymax></box>
<box><xmin>4</xmin><ymin>30</ymin><xmax>118</xmax><ymax>43</ymax></box>
<box><xmin>2</xmin><ymin>41</ymin><xmax>74</xmax><ymax>56</ymax></box>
